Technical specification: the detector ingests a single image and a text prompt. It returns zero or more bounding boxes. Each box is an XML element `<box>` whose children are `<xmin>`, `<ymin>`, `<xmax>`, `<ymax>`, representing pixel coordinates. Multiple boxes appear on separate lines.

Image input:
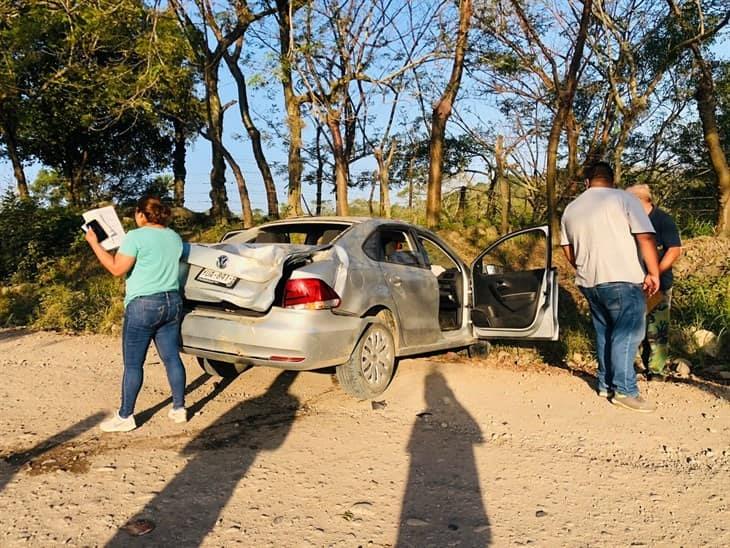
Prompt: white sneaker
<box><xmin>100</xmin><ymin>412</ymin><xmax>136</xmax><ymax>432</ymax></box>
<box><xmin>168</xmin><ymin>407</ymin><xmax>187</xmax><ymax>424</ymax></box>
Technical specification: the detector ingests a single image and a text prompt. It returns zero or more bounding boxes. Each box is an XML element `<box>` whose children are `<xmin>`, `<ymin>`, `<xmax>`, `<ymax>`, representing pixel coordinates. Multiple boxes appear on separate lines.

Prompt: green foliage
<box><xmin>672</xmin><ymin>274</ymin><xmax>730</xmax><ymax>340</ymax></box>
<box><xmin>0</xmin><ymin>192</ymin><xmax>80</xmax><ymax>282</ymax></box>
<box><xmin>677</xmin><ymin>216</ymin><xmax>717</xmax><ymax>238</ymax></box>
<box><xmin>0</xmin><ymin>1</ymin><xmax>201</xmax><ymax>207</ymax></box>
<box><xmin>0</xmin><ymin>285</ymin><xmax>38</xmax><ymax>327</ymax></box>
<box><xmin>390</xmin><ymin>135</ymin><xmax>488</xmax><ymax>189</ymax></box>
<box><xmin>0</xmin><ymin>240</ymin><xmax>125</xmax><ymax>333</ymax></box>
<box><xmin>190</xmin><ymin>222</ymin><xmax>242</xmax><ymax>244</ymax></box>
<box><xmin>32</xmin><ymin>275</ymin><xmax>124</xmax><ymax>334</ymax></box>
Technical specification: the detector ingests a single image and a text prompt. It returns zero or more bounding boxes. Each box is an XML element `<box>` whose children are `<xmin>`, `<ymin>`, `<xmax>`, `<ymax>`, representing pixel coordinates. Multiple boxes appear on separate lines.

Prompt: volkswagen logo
<box><xmin>216</xmin><ymin>255</ymin><xmax>229</xmax><ymax>269</ymax></box>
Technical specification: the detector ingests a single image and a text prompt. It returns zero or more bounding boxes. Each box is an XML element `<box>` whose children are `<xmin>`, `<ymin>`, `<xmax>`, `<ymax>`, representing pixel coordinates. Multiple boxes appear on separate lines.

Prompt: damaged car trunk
<box><xmin>179</xmin><ymin>217</ymin><xmax>558</xmax><ymax>399</ymax></box>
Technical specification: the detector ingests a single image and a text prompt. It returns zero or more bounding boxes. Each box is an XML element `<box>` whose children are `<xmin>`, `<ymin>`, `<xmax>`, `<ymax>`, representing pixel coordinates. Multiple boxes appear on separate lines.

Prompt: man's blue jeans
<box><xmin>579</xmin><ymin>282</ymin><xmax>646</xmax><ymax>397</ymax></box>
<box><xmin>120</xmin><ymin>292</ymin><xmax>186</xmax><ymax>418</ymax></box>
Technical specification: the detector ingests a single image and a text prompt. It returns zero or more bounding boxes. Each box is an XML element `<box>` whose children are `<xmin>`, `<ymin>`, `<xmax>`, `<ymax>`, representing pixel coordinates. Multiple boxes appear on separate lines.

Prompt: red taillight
<box><xmin>283</xmin><ymin>278</ymin><xmax>341</xmax><ymax>310</ymax></box>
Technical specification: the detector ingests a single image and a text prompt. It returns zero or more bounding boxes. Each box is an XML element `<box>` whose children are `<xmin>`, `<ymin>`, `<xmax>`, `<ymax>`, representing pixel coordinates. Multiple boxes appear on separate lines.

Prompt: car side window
<box><xmin>364</xmin><ymin>229</ymin><xmax>423</xmax><ymax>267</ymax></box>
<box><xmin>476</xmin><ymin>230</ymin><xmax>547</xmax><ymax>275</ymax></box>
<box><xmin>418</xmin><ymin>237</ymin><xmax>459</xmax><ymax>277</ymax></box>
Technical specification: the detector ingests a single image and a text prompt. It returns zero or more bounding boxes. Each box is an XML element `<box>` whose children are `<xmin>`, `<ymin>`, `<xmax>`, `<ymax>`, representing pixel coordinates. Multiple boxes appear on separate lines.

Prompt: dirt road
<box><xmin>1</xmin><ymin>329</ymin><xmax>728</xmax><ymax>547</ymax></box>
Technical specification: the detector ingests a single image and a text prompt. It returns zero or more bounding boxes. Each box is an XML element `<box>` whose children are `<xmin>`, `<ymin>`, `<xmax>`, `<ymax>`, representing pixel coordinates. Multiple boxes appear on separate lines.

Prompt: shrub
<box><xmin>32</xmin><ymin>274</ymin><xmax>124</xmax><ymax>333</ymax></box>
<box><xmin>678</xmin><ymin>216</ymin><xmax>717</xmax><ymax>238</ymax></box>
<box><xmin>671</xmin><ymin>273</ymin><xmax>730</xmax><ymax>362</ymax></box>
<box><xmin>30</xmin><ymin>247</ymin><xmax>125</xmax><ymax>333</ymax></box>
<box><xmin>0</xmin><ymin>284</ymin><xmax>40</xmax><ymax>327</ymax></box>
<box><xmin>189</xmin><ymin>222</ymin><xmax>242</xmax><ymax>243</ymax></box>
<box><xmin>0</xmin><ymin>192</ymin><xmax>80</xmax><ymax>282</ymax></box>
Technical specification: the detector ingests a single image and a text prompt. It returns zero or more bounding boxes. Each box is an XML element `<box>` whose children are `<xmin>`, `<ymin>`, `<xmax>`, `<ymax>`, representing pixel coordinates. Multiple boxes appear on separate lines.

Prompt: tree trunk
<box><xmin>695</xmin><ymin>70</ymin><xmax>730</xmax><ymax>235</ymax></box>
<box><xmin>68</xmin><ymin>149</ymin><xmax>88</xmax><ymax>207</ymax></box>
<box><xmin>457</xmin><ymin>186</ymin><xmax>467</xmax><ymax>221</ymax></box>
<box><xmin>585</xmin><ymin>92</ymin><xmax>616</xmax><ymax>165</ymax></box>
<box><xmin>426</xmin><ymin>0</ymin><xmax>472</xmax><ymax>229</ymax></box>
<box><xmin>0</xmin><ymin>109</ymin><xmax>29</xmax><ymax>199</ymax></box>
<box><xmin>545</xmin><ymin>113</ymin><xmax>563</xmax><ymax>240</ymax></box>
<box><xmin>544</xmin><ymin>0</ymin><xmax>592</xmax><ymax>246</ymax></box>
<box><xmin>379</xmin><ymin>170</ymin><xmax>392</xmax><ymax>218</ymax></box>
<box><xmin>4</xmin><ymin>133</ymin><xmax>28</xmax><ymax>200</ymax></box>
<box><xmin>566</xmin><ymin>111</ymin><xmax>579</xmax><ymax>181</ymax></box>
<box><xmin>374</xmin><ymin>145</ymin><xmax>394</xmax><ymax>218</ymax></box>
<box><xmin>612</xmin><ymin>117</ymin><xmax>633</xmax><ymax>187</ymax></box>
<box><xmin>315</xmin><ymin>126</ymin><xmax>324</xmax><ymax>215</ymax></box>
<box><xmin>225</xmin><ymin>45</ymin><xmax>279</xmax><ymax>219</ymax></box>
<box><xmin>204</xmin><ymin>64</ymin><xmax>231</xmax><ymax>222</ymax></box>
<box><xmin>407</xmin><ymin>156</ymin><xmax>415</xmax><ymax>209</ymax></box>
<box><xmin>64</xmin><ymin>166</ymin><xmax>78</xmax><ymax>208</ymax></box>
<box><xmin>276</xmin><ymin>0</ymin><xmax>303</xmax><ymax>217</ymax></box>
<box><xmin>426</xmin><ymin>111</ymin><xmax>447</xmax><ymax>228</ymax></box>
<box><xmin>172</xmin><ymin>118</ymin><xmax>187</xmax><ymax>208</ymax></box>
<box><xmin>327</xmin><ymin>111</ymin><xmax>349</xmax><ymax>216</ymax></box>
<box><xmin>496</xmin><ymin>135</ymin><xmax>509</xmax><ymax>235</ymax></box>
<box><xmin>666</xmin><ymin>0</ymin><xmax>730</xmax><ymax>235</ymax></box>
<box><xmin>221</xmin><ymin>143</ymin><xmax>254</xmax><ymax>228</ymax></box>
<box><xmin>368</xmin><ymin>179</ymin><xmax>376</xmax><ymax>216</ymax></box>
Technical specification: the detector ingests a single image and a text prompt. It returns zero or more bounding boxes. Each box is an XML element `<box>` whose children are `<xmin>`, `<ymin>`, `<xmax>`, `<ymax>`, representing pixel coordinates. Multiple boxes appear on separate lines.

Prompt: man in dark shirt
<box><xmin>626</xmin><ymin>184</ymin><xmax>682</xmax><ymax>380</ymax></box>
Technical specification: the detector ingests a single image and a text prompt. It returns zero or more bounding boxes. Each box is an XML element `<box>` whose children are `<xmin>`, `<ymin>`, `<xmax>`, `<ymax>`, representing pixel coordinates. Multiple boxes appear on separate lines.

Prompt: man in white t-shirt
<box><xmin>560</xmin><ymin>162</ymin><xmax>660</xmax><ymax>412</ymax></box>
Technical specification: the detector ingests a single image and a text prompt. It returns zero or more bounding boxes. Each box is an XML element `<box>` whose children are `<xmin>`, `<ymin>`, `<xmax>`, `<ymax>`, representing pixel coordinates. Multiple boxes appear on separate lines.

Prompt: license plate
<box><xmin>196</xmin><ymin>268</ymin><xmax>237</xmax><ymax>288</ymax></box>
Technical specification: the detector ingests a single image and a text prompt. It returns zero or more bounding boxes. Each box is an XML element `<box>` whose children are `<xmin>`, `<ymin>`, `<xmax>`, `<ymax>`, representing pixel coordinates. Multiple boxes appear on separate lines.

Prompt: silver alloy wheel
<box><xmin>359</xmin><ymin>325</ymin><xmax>393</xmax><ymax>388</ymax></box>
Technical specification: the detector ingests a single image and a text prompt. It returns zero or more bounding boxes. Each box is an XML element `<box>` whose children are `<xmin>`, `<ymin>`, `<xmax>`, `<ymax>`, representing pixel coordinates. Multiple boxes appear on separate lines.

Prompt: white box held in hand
<box><xmin>81</xmin><ymin>205</ymin><xmax>125</xmax><ymax>251</ymax></box>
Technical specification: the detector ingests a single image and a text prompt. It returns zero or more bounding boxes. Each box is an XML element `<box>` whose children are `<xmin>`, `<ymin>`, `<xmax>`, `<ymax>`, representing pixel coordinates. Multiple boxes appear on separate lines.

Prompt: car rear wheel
<box><xmin>197</xmin><ymin>357</ymin><xmax>248</xmax><ymax>378</ymax></box>
<box><xmin>336</xmin><ymin>322</ymin><xmax>395</xmax><ymax>399</ymax></box>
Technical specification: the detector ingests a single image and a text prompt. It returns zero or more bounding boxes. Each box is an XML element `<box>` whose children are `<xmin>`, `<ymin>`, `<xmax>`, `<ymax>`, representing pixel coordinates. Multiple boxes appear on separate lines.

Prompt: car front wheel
<box><xmin>336</xmin><ymin>322</ymin><xmax>395</xmax><ymax>399</ymax></box>
<box><xmin>197</xmin><ymin>357</ymin><xmax>248</xmax><ymax>378</ymax></box>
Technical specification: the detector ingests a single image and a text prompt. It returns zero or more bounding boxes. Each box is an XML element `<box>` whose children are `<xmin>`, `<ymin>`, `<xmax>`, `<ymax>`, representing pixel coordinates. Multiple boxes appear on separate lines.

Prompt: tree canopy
<box><xmin>1</xmin><ymin>0</ymin><xmax>728</xmax><ymax>233</ymax></box>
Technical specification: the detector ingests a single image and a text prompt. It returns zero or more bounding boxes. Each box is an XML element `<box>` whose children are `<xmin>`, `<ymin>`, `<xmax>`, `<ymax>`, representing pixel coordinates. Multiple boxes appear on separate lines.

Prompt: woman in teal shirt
<box><xmin>85</xmin><ymin>196</ymin><xmax>186</xmax><ymax>432</ymax></box>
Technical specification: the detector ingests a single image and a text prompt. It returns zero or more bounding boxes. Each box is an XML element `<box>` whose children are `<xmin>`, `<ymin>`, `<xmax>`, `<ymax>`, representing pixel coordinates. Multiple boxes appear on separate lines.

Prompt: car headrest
<box><xmin>318</xmin><ymin>229</ymin><xmax>342</xmax><ymax>244</ymax></box>
<box><xmin>256</xmin><ymin>231</ymin><xmax>286</xmax><ymax>243</ymax></box>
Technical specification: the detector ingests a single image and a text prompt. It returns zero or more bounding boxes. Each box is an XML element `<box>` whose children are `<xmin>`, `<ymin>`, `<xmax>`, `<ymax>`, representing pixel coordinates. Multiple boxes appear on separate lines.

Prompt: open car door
<box><xmin>470</xmin><ymin>226</ymin><xmax>558</xmax><ymax>340</ymax></box>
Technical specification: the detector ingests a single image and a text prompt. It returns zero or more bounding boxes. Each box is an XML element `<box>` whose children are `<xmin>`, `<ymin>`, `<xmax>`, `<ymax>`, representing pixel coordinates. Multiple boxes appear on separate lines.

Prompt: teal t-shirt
<box><xmin>118</xmin><ymin>227</ymin><xmax>183</xmax><ymax>307</ymax></box>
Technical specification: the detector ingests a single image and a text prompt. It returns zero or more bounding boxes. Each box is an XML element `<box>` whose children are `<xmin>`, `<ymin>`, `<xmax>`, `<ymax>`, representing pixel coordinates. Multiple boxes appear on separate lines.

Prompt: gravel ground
<box><xmin>1</xmin><ymin>329</ymin><xmax>728</xmax><ymax>547</ymax></box>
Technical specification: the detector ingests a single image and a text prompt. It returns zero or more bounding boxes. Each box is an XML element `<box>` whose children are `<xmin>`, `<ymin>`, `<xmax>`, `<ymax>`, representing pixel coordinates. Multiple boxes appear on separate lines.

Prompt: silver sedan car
<box><xmin>180</xmin><ymin>217</ymin><xmax>558</xmax><ymax>399</ymax></box>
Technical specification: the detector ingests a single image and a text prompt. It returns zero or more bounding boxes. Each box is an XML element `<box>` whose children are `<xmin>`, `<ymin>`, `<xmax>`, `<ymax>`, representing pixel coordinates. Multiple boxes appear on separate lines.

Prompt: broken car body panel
<box><xmin>179</xmin><ymin>217</ymin><xmax>559</xmax><ymax>378</ymax></box>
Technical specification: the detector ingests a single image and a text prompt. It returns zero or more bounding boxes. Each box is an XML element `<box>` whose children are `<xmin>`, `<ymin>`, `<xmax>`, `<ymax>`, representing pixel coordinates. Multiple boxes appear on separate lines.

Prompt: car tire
<box><xmin>197</xmin><ymin>357</ymin><xmax>247</xmax><ymax>378</ymax></box>
<box><xmin>336</xmin><ymin>322</ymin><xmax>396</xmax><ymax>399</ymax></box>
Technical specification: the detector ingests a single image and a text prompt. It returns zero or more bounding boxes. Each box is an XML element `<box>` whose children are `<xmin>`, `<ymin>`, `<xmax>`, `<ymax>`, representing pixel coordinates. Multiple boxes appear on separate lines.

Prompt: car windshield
<box><xmin>230</xmin><ymin>222</ymin><xmax>351</xmax><ymax>245</ymax></box>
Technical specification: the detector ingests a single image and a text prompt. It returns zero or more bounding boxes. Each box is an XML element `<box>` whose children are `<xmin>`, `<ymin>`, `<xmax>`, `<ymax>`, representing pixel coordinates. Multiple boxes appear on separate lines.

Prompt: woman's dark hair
<box><xmin>136</xmin><ymin>195</ymin><xmax>172</xmax><ymax>226</ymax></box>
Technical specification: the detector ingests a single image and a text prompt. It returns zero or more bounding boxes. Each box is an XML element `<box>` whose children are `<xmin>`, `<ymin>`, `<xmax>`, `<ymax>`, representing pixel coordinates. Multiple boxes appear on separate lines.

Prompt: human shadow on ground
<box><xmin>105</xmin><ymin>371</ymin><xmax>300</xmax><ymax>547</ymax></box>
<box><xmin>396</xmin><ymin>371</ymin><xmax>491</xmax><ymax>547</ymax></box>
<box><xmin>0</xmin><ymin>412</ymin><xmax>105</xmax><ymax>494</ymax></box>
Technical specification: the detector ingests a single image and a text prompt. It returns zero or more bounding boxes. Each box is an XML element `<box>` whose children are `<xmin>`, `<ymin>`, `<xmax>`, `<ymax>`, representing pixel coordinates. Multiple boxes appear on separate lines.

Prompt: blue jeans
<box><xmin>579</xmin><ymin>283</ymin><xmax>646</xmax><ymax>397</ymax></box>
<box><xmin>120</xmin><ymin>292</ymin><xmax>186</xmax><ymax>418</ymax></box>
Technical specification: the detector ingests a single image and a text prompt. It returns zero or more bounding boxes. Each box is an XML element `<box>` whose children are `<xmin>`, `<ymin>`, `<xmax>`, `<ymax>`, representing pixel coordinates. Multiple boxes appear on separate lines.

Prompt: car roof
<box><xmin>257</xmin><ymin>216</ymin><xmax>414</xmax><ymax>228</ymax></box>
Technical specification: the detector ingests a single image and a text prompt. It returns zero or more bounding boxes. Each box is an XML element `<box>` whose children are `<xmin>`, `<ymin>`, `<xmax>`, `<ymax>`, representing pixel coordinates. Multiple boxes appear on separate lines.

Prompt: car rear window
<box><xmin>232</xmin><ymin>223</ymin><xmax>351</xmax><ymax>245</ymax></box>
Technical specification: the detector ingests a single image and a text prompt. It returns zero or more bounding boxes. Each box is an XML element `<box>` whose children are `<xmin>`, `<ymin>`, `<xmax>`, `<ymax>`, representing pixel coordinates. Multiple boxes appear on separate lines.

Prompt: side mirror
<box><xmin>485</xmin><ymin>264</ymin><xmax>504</xmax><ymax>275</ymax></box>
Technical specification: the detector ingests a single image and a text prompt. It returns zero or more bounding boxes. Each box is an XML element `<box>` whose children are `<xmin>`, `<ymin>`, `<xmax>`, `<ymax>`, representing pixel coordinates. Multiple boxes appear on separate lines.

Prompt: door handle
<box><xmin>389</xmin><ymin>275</ymin><xmax>402</xmax><ymax>286</ymax></box>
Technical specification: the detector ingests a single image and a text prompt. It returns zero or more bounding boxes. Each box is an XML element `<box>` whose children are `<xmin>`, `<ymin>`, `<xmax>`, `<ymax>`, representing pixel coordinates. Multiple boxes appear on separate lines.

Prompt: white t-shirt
<box><xmin>560</xmin><ymin>187</ymin><xmax>655</xmax><ymax>288</ymax></box>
